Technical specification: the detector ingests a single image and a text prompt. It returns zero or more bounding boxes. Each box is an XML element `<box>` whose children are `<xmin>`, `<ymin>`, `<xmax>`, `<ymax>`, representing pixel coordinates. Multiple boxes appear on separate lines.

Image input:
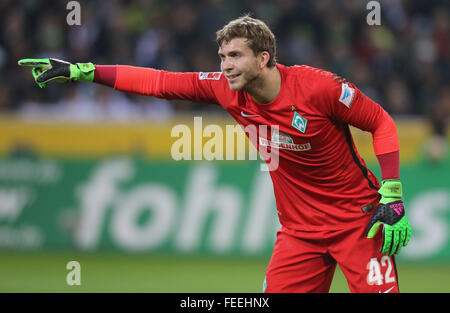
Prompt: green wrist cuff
<box><xmin>70</xmin><ymin>62</ymin><xmax>95</xmax><ymax>82</ymax></box>
<box><xmin>379</xmin><ymin>179</ymin><xmax>402</xmax><ymax>203</ymax></box>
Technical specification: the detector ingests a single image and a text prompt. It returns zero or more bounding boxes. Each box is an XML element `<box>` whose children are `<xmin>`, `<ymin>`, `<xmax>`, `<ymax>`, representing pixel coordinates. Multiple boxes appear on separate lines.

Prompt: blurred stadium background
<box><xmin>0</xmin><ymin>0</ymin><xmax>449</xmax><ymax>293</ymax></box>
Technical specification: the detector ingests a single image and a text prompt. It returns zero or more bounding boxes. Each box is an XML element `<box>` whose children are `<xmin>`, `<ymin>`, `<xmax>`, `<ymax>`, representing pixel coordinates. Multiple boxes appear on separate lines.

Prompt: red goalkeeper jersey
<box><xmin>113</xmin><ymin>63</ymin><xmax>400</xmax><ymax>231</ymax></box>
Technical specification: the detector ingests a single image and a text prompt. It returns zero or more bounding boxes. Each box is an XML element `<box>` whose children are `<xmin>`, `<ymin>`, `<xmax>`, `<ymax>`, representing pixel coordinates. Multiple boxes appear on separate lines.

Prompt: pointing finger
<box><xmin>18</xmin><ymin>58</ymin><xmax>50</xmax><ymax>67</ymax></box>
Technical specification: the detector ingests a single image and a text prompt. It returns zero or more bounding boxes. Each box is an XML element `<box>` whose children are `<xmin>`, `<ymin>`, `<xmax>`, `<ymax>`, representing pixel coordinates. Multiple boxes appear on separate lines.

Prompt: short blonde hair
<box><xmin>216</xmin><ymin>15</ymin><xmax>277</xmax><ymax>67</ymax></box>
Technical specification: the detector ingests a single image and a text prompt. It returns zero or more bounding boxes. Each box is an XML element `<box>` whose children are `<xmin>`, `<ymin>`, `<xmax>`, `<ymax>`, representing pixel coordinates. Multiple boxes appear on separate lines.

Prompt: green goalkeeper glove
<box><xmin>18</xmin><ymin>58</ymin><xmax>95</xmax><ymax>88</ymax></box>
<box><xmin>366</xmin><ymin>179</ymin><xmax>412</xmax><ymax>256</ymax></box>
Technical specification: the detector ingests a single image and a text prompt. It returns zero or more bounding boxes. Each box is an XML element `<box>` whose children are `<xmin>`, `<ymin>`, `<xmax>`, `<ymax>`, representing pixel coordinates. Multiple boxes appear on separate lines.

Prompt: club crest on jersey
<box><xmin>339</xmin><ymin>83</ymin><xmax>355</xmax><ymax>108</ymax></box>
<box><xmin>291</xmin><ymin>111</ymin><xmax>307</xmax><ymax>133</ymax></box>
<box><xmin>199</xmin><ymin>72</ymin><xmax>222</xmax><ymax>80</ymax></box>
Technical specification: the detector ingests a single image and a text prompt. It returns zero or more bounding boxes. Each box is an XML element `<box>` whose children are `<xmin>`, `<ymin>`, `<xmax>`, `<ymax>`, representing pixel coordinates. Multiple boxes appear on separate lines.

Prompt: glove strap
<box><xmin>379</xmin><ymin>179</ymin><xmax>402</xmax><ymax>204</ymax></box>
<box><xmin>70</xmin><ymin>62</ymin><xmax>95</xmax><ymax>82</ymax></box>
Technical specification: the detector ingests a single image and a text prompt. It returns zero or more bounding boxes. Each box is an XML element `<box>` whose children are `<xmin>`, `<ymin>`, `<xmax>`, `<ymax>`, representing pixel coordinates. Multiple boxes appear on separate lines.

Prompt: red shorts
<box><xmin>264</xmin><ymin>220</ymin><xmax>400</xmax><ymax>293</ymax></box>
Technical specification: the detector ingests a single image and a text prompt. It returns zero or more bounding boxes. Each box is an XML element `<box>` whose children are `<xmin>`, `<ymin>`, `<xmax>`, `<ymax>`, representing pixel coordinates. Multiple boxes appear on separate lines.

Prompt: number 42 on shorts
<box><xmin>366</xmin><ymin>256</ymin><xmax>396</xmax><ymax>286</ymax></box>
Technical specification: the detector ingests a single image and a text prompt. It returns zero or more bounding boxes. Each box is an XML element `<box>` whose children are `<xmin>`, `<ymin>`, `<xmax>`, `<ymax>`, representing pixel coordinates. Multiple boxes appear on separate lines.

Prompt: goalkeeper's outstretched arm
<box><xmin>18</xmin><ymin>58</ymin><xmax>221</xmax><ymax>104</ymax></box>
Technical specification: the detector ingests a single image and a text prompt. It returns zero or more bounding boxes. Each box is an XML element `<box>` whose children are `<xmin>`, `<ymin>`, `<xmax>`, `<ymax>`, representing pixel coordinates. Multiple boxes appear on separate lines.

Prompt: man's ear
<box><xmin>258</xmin><ymin>51</ymin><xmax>270</xmax><ymax>69</ymax></box>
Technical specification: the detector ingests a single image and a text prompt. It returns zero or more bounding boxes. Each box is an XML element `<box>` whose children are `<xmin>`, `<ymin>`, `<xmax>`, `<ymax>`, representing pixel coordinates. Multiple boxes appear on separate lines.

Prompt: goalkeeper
<box><xmin>18</xmin><ymin>16</ymin><xmax>411</xmax><ymax>293</ymax></box>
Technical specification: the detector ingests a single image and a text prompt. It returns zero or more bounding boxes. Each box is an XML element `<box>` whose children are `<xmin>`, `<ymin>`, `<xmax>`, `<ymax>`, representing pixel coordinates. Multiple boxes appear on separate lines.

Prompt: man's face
<box><xmin>218</xmin><ymin>37</ymin><xmax>261</xmax><ymax>91</ymax></box>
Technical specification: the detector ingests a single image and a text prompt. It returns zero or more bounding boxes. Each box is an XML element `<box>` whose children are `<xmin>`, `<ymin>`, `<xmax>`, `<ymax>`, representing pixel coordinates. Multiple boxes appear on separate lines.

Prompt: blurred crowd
<box><xmin>0</xmin><ymin>0</ymin><xmax>448</xmax><ymax>125</ymax></box>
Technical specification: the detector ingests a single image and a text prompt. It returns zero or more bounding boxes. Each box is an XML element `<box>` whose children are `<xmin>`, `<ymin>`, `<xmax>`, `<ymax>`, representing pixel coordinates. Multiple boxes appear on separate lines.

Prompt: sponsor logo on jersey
<box><xmin>271</xmin><ymin>129</ymin><xmax>293</xmax><ymax>144</ymax></box>
<box><xmin>199</xmin><ymin>72</ymin><xmax>222</xmax><ymax>80</ymax></box>
<box><xmin>339</xmin><ymin>83</ymin><xmax>355</xmax><ymax>108</ymax></box>
<box><xmin>259</xmin><ymin>129</ymin><xmax>311</xmax><ymax>152</ymax></box>
<box><xmin>259</xmin><ymin>137</ymin><xmax>311</xmax><ymax>152</ymax></box>
<box><xmin>291</xmin><ymin>112</ymin><xmax>307</xmax><ymax>133</ymax></box>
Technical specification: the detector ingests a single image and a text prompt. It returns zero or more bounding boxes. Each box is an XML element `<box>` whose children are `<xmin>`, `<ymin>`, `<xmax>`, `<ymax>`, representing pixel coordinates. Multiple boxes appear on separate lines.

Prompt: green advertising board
<box><xmin>0</xmin><ymin>157</ymin><xmax>279</xmax><ymax>255</ymax></box>
<box><xmin>0</xmin><ymin>156</ymin><xmax>449</xmax><ymax>261</ymax></box>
